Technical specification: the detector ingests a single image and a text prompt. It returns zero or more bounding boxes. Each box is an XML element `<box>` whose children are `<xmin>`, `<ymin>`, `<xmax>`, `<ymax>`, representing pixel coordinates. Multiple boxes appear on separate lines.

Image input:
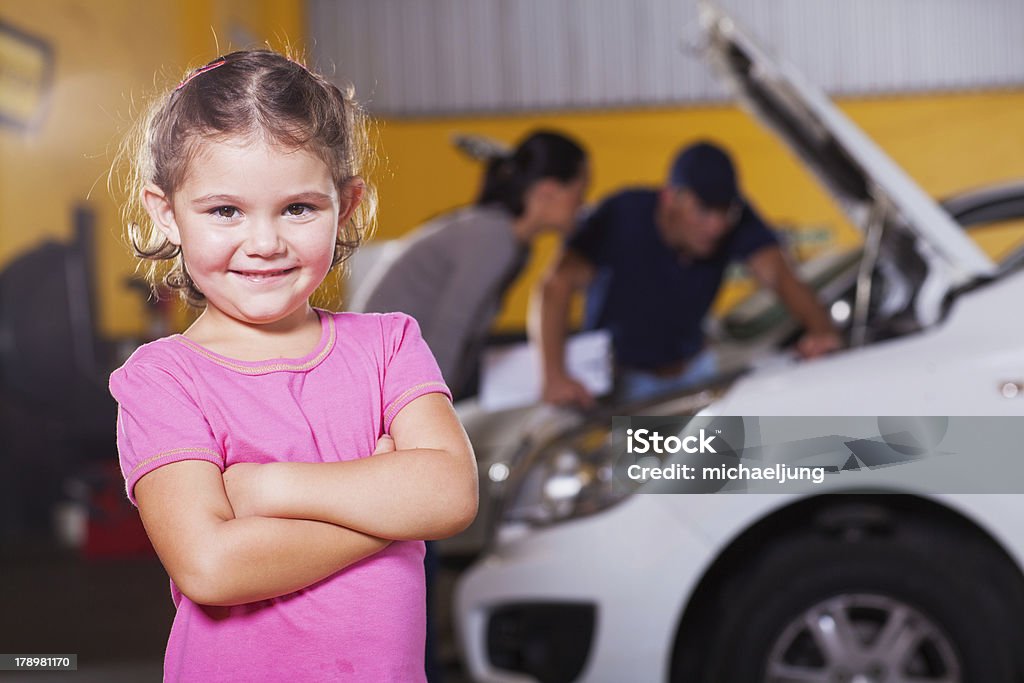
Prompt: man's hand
<box><xmin>748</xmin><ymin>246</ymin><xmax>841</xmax><ymax>360</ymax></box>
<box><xmin>542</xmin><ymin>372</ymin><xmax>595</xmax><ymax>408</ymax></box>
<box><xmin>797</xmin><ymin>330</ymin><xmax>842</xmax><ymax>359</ymax></box>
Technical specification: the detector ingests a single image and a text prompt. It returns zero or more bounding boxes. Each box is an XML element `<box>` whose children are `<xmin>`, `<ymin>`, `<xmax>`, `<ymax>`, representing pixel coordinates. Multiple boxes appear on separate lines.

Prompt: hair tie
<box><xmin>175</xmin><ymin>58</ymin><xmax>227</xmax><ymax>92</ymax></box>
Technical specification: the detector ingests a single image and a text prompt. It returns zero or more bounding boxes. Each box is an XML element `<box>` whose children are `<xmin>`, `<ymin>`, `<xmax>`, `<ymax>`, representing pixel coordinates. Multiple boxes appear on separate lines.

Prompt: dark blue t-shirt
<box><xmin>567</xmin><ymin>188</ymin><xmax>778</xmax><ymax>370</ymax></box>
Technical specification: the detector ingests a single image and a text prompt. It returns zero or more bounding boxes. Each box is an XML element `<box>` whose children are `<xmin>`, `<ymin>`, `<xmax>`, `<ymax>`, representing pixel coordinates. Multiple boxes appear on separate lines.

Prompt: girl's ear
<box><xmin>141</xmin><ymin>184</ymin><xmax>182</xmax><ymax>246</ymax></box>
<box><xmin>338</xmin><ymin>178</ymin><xmax>365</xmax><ymax>226</ymax></box>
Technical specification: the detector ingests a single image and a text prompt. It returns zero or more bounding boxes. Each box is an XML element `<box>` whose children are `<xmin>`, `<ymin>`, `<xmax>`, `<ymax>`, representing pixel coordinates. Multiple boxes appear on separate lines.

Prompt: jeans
<box><xmin>615</xmin><ymin>348</ymin><xmax>719</xmax><ymax>404</ymax></box>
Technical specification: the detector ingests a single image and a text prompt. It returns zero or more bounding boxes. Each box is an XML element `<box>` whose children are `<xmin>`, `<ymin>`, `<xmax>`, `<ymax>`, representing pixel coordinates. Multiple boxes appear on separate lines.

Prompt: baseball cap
<box><xmin>668</xmin><ymin>141</ymin><xmax>739</xmax><ymax>209</ymax></box>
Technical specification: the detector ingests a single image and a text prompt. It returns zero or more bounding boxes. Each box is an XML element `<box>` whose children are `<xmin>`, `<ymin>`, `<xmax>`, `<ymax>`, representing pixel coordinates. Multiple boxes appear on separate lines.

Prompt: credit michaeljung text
<box><xmin>626</xmin><ymin>461</ymin><xmax>826</xmax><ymax>485</ymax></box>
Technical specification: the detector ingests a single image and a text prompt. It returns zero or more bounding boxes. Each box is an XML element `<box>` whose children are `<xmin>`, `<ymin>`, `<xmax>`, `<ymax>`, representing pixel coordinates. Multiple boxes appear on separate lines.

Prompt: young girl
<box><xmin>109</xmin><ymin>50</ymin><xmax>477</xmax><ymax>682</ymax></box>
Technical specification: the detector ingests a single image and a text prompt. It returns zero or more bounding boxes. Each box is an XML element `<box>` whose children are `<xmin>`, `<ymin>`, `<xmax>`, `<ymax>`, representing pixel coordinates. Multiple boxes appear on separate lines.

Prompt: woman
<box><xmin>350</xmin><ymin>129</ymin><xmax>590</xmax><ymax>399</ymax></box>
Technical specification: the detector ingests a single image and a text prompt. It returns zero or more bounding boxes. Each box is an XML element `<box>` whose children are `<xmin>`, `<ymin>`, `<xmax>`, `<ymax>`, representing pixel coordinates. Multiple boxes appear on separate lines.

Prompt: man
<box><xmin>531</xmin><ymin>140</ymin><xmax>841</xmax><ymax>406</ymax></box>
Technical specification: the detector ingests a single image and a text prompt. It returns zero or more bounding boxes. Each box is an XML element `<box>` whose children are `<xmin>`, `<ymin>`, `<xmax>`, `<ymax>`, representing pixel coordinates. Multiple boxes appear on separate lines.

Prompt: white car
<box><xmin>454</xmin><ymin>5</ymin><xmax>1024</xmax><ymax>683</ymax></box>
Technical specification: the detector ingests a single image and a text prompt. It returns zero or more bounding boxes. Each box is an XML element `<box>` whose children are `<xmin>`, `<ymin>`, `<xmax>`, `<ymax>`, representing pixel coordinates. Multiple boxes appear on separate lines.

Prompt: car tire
<box><xmin>677</xmin><ymin>511</ymin><xmax>1022</xmax><ymax>683</ymax></box>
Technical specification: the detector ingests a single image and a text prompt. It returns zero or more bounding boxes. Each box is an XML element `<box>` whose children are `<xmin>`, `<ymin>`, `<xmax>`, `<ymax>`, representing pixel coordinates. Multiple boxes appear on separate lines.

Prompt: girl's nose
<box><xmin>244</xmin><ymin>218</ymin><xmax>285</xmax><ymax>256</ymax></box>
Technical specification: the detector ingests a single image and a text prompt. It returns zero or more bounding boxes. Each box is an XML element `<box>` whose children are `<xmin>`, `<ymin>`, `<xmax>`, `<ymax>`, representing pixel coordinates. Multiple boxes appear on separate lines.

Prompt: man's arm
<box><xmin>746</xmin><ymin>245</ymin><xmax>842</xmax><ymax>358</ymax></box>
<box><xmin>135</xmin><ymin>460</ymin><xmax>390</xmax><ymax>607</ymax></box>
<box><xmin>529</xmin><ymin>248</ymin><xmax>597</xmax><ymax>406</ymax></box>
<box><xmin>224</xmin><ymin>393</ymin><xmax>479</xmax><ymax>542</ymax></box>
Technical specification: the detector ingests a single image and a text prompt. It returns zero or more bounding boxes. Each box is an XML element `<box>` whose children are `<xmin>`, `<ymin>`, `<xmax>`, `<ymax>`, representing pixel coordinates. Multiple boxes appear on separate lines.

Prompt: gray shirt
<box><xmin>348</xmin><ymin>205</ymin><xmax>528</xmax><ymax>396</ymax></box>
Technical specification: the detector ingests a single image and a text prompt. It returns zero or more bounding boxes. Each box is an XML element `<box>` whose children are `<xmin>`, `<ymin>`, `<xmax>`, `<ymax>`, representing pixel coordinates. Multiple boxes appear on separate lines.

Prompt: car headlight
<box><xmin>500</xmin><ymin>424</ymin><xmax>623</xmax><ymax>526</ymax></box>
<box><xmin>500</xmin><ymin>385</ymin><xmax>729</xmax><ymax>527</ymax></box>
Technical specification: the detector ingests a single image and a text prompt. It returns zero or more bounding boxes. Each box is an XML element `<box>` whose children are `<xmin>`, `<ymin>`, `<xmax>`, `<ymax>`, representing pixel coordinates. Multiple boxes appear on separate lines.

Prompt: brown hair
<box><xmin>116</xmin><ymin>49</ymin><xmax>377</xmax><ymax>306</ymax></box>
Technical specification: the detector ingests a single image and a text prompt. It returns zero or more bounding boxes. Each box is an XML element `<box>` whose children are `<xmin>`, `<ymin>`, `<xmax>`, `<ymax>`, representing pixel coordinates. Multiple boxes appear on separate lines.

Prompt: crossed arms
<box><xmin>134</xmin><ymin>393</ymin><xmax>477</xmax><ymax>607</ymax></box>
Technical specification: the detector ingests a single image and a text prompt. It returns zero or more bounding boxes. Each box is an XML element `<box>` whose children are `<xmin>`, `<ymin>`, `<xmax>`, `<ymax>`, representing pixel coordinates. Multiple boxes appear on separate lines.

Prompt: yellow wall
<box><xmin>373</xmin><ymin>90</ymin><xmax>1024</xmax><ymax>331</ymax></box>
<box><xmin>1</xmin><ymin>2</ymin><xmax>1022</xmax><ymax>339</ymax></box>
<box><xmin>0</xmin><ymin>1</ymin><xmax>304</xmax><ymax>338</ymax></box>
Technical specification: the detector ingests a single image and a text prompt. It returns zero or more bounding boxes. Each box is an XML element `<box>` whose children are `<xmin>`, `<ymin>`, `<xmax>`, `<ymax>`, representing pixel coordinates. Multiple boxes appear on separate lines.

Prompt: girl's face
<box><xmin>144</xmin><ymin>135</ymin><xmax>361</xmax><ymax>331</ymax></box>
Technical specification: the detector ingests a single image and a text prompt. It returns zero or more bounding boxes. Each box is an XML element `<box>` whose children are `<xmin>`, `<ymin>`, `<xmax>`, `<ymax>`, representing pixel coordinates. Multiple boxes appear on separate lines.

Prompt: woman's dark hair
<box><xmin>476</xmin><ymin>130</ymin><xmax>587</xmax><ymax>217</ymax></box>
<box><xmin>115</xmin><ymin>49</ymin><xmax>376</xmax><ymax>306</ymax></box>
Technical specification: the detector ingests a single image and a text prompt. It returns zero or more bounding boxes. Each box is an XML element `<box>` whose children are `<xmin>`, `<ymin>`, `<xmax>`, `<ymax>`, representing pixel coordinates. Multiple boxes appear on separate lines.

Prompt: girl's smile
<box><xmin>232</xmin><ymin>267</ymin><xmax>298</xmax><ymax>283</ymax></box>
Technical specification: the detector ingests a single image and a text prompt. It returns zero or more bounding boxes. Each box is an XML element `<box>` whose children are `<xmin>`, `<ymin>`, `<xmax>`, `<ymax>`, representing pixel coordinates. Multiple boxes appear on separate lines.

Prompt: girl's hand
<box><xmin>373</xmin><ymin>434</ymin><xmax>396</xmax><ymax>455</ymax></box>
<box><xmin>223</xmin><ymin>463</ymin><xmax>265</xmax><ymax>518</ymax></box>
<box><xmin>225</xmin><ymin>436</ymin><xmax>392</xmax><ymax>518</ymax></box>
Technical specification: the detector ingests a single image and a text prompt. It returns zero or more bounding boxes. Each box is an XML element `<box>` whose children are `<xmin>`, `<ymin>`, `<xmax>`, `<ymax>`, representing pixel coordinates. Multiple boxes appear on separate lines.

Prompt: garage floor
<box><xmin>0</xmin><ymin>541</ymin><xmax>473</xmax><ymax>683</ymax></box>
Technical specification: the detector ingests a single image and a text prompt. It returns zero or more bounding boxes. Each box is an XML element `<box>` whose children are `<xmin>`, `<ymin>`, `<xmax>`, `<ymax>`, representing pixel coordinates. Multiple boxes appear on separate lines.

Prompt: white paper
<box><xmin>478</xmin><ymin>330</ymin><xmax>613</xmax><ymax>411</ymax></box>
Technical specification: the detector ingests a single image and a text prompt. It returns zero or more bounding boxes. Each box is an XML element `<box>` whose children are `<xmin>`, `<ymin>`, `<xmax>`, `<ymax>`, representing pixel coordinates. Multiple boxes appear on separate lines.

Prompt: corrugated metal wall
<box><xmin>310</xmin><ymin>0</ymin><xmax>1024</xmax><ymax>115</ymax></box>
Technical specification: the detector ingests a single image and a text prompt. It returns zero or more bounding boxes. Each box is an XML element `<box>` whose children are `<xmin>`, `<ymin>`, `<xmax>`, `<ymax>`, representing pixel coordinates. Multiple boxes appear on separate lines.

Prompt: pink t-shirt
<box><xmin>109</xmin><ymin>311</ymin><xmax>450</xmax><ymax>682</ymax></box>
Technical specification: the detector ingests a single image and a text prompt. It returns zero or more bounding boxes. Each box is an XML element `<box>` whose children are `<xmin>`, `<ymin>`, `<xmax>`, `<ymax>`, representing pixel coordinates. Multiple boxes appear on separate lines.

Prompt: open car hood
<box><xmin>697</xmin><ymin>1</ymin><xmax>996</xmax><ymax>284</ymax></box>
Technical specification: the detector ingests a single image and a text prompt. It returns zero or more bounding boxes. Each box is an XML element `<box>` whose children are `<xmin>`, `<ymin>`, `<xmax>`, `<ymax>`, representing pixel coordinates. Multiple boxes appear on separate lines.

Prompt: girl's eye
<box><xmin>213</xmin><ymin>206</ymin><xmax>239</xmax><ymax>219</ymax></box>
<box><xmin>285</xmin><ymin>203</ymin><xmax>315</xmax><ymax>217</ymax></box>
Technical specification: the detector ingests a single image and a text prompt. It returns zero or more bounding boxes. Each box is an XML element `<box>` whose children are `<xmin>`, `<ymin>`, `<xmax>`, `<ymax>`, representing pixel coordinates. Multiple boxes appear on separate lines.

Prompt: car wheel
<box><xmin>677</xmin><ymin>513</ymin><xmax>1021</xmax><ymax>683</ymax></box>
<box><xmin>764</xmin><ymin>592</ymin><xmax>960</xmax><ymax>682</ymax></box>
